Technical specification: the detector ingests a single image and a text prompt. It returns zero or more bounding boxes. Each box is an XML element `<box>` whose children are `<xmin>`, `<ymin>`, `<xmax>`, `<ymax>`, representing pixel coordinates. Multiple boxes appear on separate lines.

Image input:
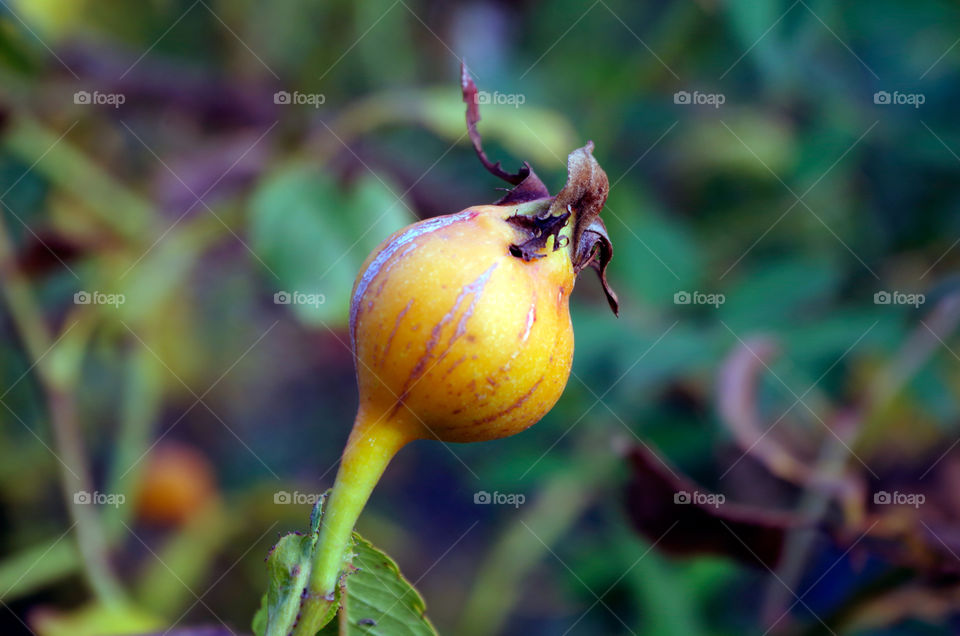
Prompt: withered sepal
<box><xmin>552</xmin><ymin>143</ymin><xmax>618</xmax><ymax>315</ymax></box>
<box><xmin>505</xmin><ymin>209</ymin><xmax>571</xmax><ymax>262</ymax></box>
<box><xmin>460</xmin><ymin>64</ymin><xmax>618</xmax><ymax>316</ymax></box>
<box><xmin>461</xmin><ymin>63</ymin><xmax>550</xmax><ymax>205</ymax></box>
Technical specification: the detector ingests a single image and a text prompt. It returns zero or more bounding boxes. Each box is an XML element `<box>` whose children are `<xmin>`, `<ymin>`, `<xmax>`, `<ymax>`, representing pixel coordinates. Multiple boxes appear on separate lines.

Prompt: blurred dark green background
<box><xmin>2</xmin><ymin>0</ymin><xmax>960</xmax><ymax>634</ymax></box>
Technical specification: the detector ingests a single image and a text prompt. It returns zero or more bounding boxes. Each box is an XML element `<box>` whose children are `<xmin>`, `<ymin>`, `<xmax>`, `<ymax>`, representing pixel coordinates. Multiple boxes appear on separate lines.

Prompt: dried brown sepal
<box><xmin>460</xmin><ymin>65</ymin><xmax>617</xmax><ymax>315</ymax></box>
<box><xmin>505</xmin><ymin>210</ymin><xmax>571</xmax><ymax>261</ymax></box>
<box><xmin>575</xmin><ymin>217</ymin><xmax>619</xmax><ymax>315</ymax></box>
<box><xmin>460</xmin><ymin>63</ymin><xmax>550</xmax><ymax>204</ymax></box>
<box><xmin>552</xmin><ymin>143</ymin><xmax>617</xmax><ymax>315</ymax></box>
<box><xmin>551</xmin><ymin>142</ymin><xmax>609</xmax><ymax>254</ymax></box>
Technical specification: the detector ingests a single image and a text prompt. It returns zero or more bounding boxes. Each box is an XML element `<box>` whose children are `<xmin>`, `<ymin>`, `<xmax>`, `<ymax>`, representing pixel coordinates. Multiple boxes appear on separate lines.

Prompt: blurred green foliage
<box><xmin>1</xmin><ymin>0</ymin><xmax>960</xmax><ymax>635</ymax></box>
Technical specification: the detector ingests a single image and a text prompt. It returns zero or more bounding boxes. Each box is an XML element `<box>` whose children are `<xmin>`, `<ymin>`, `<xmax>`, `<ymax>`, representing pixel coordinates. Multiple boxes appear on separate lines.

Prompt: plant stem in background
<box><xmin>861</xmin><ymin>294</ymin><xmax>960</xmax><ymax>433</ymax></box>
<box><xmin>762</xmin><ymin>413</ymin><xmax>858</xmax><ymax>628</ymax></box>
<box><xmin>134</xmin><ymin>500</ymin><xmax>232</xmax><ymax>617</ymax></box>
<box><xmin>2</xmin><ymin>117</ymin><xmax>154</xmax><ymax>241</ymax></box>
<box><xmin>763</xmin><ymin>294</ymin><xmax>960</xmax><ymax>627</ymax></box>
<box><xmin>0</xmin><ymin>213</ymin><xmax>125</xmax><ymax>605</ymax></box>
<box><xmin>457</xmin><ymin>439</ymin><xmax>611</xmax><ymax>636</ymax></box>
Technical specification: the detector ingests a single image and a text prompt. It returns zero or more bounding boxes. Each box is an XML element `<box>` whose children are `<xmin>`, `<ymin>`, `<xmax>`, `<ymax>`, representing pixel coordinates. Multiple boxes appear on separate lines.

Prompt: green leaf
<box><xmin>318</xmin><ymin>533</ymin><xmax>437</xmax><ymax>636</ymax></box>
<box><xmin>605</xmin><ymin>186</ymin><xmax>702</xmax><ymax>308</ymax></box>
<box><xmin>257</xmin><ymin>501</ymin><xmax>338</xmax><ymax>636</ymax></box>
<box><xmin>249</xmin><ymin>164</ymin><xmax>415</xmax><ymax>327</ymax></box>
<box><xmin>724</xmin><ymin>0</ymin><xmax>786</xmax><ymax>81</ymax></box>
<box><xmin>263</xmin><ymin>530</ymin><xmax>319</xmax><ymax>632</ymax></box>
<box><xmin>251</xmin><ymin>595</ymin><xmax>267</xmax><ymax>636</ymax></box>
<box><xmin>29</xmin><ymin>601</ymin><xmax>163</xmax><ymax>636</ymax></box>
<box><xmin>254</xmin><ymin>499</ymin><xmax>436</xmax><ymax>636</ymax></box>
<box><xmin>718</xmin><ymin>256</ymin><xmax>842</xmax><ymax>329</ymax></box>
<box><xmin>674</xmin><ymin>113</ymin><xmax>795</xmax><ymax>178</ymax></box>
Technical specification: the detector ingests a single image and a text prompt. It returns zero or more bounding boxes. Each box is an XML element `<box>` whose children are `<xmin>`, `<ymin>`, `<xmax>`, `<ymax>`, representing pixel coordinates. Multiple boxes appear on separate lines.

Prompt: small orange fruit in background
<box><xmin>136</xmin><ymin>442</ymin><xmax>217</xmax><ymax>525</ymax></box>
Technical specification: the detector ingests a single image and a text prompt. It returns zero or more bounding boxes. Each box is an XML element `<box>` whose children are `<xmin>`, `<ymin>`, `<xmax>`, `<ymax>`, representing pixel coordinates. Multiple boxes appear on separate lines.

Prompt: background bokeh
<box><xmin>2</xmin><ymin>0</ymin><xmax>960</xmax><ymax>634</ymax></box>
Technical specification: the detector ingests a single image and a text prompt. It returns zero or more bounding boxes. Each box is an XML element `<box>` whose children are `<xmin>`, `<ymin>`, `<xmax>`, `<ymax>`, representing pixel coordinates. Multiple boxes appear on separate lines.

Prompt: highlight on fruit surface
<box><xmin>280</xmin><ymin>65</ymin><xmax>618</xmax><ymax>635</ymax></box>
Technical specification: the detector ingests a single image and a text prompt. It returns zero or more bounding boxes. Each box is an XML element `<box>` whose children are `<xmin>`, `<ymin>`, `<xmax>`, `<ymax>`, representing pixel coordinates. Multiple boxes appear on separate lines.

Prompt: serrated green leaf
<box><xmin>320</xmin><ymin>533</ymin><xmax>437</xmax><ymax>636</ymax></box>
<box><xmin>255</xmin><ymin>498</ymin><xmax>434</xmax><ymax>636</ymax></box>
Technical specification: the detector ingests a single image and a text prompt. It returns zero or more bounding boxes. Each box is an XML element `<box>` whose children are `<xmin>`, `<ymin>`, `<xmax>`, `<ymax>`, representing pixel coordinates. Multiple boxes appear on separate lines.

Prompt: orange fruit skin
<box><xmin>349</xmin><ymin>203</ymin><xmax>575</xmax><ymax>444</ymax></box>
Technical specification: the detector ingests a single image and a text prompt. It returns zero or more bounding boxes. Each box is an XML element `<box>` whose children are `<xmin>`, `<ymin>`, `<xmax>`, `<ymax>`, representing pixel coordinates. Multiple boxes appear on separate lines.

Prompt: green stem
<box><xmin>858</xmin><ymin>294</ymin><xmax>960</xmax><ymax>440</ymax></box>
<box><xmin>457</xmin><ymin>455</ymin><xmax>602</xmax><ymax>636</ymax></box>
<box><xmin>0</xmin><ymin>537</ymin><xmax>78</xmax><ymax>601</ymax></box>
<box><xmin>0</xmin><ymin>213</ymin><xmax>125</xmax><ymax>605</ymax></box>
<box><xmin>291</xmin><ymin>409</ymin><xmax>414</xmax><ymax>636</ymax></box>
<box><xmin>2</xmin><ymin>116</ymin><xmax>154</xmax><ymax>241</ymax></box>
<box><xmin>48</xmin><ymin>388</ymin><xmax>126</xmax><ymax>604</ymax></box>
<box><xmin>761</xmin><ymin>418</ymin><xmax>854</xmax><ymax>627</ymax></box>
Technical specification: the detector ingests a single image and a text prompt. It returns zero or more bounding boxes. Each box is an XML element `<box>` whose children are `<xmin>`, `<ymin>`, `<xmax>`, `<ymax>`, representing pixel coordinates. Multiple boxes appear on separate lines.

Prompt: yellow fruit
<box><xmin>350</xmin><ymin>201</ymin><xmax>575</xmax><ymax>445</ymax></box>
<box><xmin>309</xmin><ymin>146</ymin><xmax>615</xmax><ymax>601</ymax></box>
<box><xmin>289</xmin><ymin>68</ymin><xmax>618</xmax><ymax>634</ymax></box>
